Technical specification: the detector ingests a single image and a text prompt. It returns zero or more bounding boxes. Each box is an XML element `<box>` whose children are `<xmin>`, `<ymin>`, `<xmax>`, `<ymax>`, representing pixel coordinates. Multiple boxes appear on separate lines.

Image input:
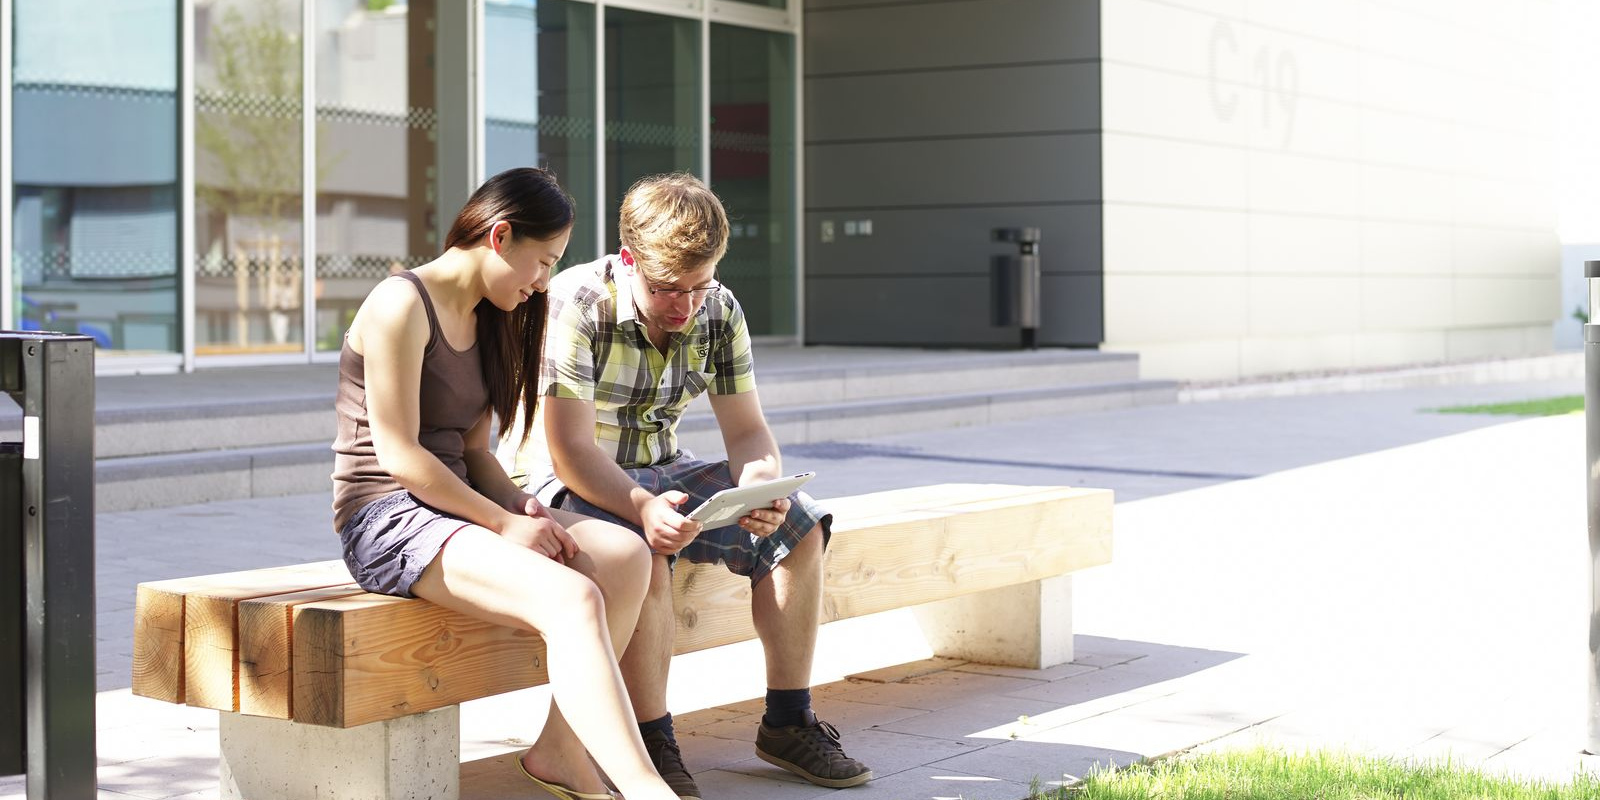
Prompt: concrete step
<box><xmin>94</xmin><ymin>376</ymin><xmax>1178</xmax><ymax>512</ymax></box>
<box><xmin>29</xmin><ymin>349</ymin><xmax>1142</xmax><ymax>461</ymax></box>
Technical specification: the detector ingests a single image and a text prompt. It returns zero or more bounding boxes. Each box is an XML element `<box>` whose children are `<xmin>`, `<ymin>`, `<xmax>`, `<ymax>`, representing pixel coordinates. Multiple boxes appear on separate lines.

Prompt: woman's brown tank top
<box><xmin>331</xmin><ymin>271</ymin><xmax>489</xmax><ymax>531</ymax></box>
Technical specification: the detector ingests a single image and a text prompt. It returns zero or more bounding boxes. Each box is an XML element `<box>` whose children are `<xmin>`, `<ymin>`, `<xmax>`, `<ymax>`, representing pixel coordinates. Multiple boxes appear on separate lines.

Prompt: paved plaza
<box><xmin>5</xmin><ymin>375</ymin><xmax>1599</xmax><ymax>798</ymax></box>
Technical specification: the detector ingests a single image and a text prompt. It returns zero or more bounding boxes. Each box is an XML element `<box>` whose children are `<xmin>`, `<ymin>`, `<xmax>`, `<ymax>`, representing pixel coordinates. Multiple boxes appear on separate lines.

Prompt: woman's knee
<box><xmin>585</xmin><ymin>522</ymin><xmax>651</xmax><ymax>582</ymax></box>
<box><xmin>541</xmin><ymin>570</ymin><xmax>608</xmax><ymax>632</ymax></box>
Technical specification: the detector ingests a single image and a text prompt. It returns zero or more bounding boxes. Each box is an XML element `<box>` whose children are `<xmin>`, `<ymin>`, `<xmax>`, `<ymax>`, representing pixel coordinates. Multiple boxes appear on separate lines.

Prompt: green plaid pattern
<box><xmin>526</xmin><ymin>255</ymin><xmax>755</xmax><ymax>475</ymax></box>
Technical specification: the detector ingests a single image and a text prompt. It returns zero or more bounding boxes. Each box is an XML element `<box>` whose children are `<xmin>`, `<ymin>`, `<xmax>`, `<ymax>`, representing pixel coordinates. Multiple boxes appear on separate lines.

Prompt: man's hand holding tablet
<box><xmin>684</xmin><ymin>472</ymin><xmax>816</xmax><ymax>532</ymax></box>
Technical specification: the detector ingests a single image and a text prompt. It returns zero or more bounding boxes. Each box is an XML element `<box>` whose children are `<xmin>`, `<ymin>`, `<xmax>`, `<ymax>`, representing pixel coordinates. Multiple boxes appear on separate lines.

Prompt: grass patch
<box><xmin>1430</xmin><ymin>395</ymin><xmax>1583</xmax><ymax>417</ymax></box>
<box><xmin>1035</xmin><ymin>748</ymin><xmax>1600</xmax><ymax>800</ymax></box>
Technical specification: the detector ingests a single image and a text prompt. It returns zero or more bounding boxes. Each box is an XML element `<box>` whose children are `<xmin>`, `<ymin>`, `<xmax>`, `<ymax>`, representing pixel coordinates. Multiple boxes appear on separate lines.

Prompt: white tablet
<box><xmin>684</xmin><ymin>472</ymin><xmax>816</xmax><ymax>531</ymax></box>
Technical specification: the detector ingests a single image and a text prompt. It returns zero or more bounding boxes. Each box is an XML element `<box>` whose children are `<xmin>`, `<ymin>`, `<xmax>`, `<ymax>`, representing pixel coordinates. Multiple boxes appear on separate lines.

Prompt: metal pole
<box><xmin>1587</xmin><ymin>259</ymin><xmax>1600</xmax><ymax>754</ymax></box>
<box><xmin>1</xmin><ymin>441</ymin><xmax>22</xmax><ymax>776</ymax></box>
<box><xmin>1</xmin><ymin>331</ymin><xmax>97</xmax><ymax>799</ymax></box>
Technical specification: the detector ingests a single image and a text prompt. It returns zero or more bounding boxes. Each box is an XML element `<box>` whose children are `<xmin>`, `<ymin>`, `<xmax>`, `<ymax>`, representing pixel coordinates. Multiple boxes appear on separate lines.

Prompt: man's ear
<box><xmin>619</xmin><ymin>247</ymin><xmax>635</xmax><ymax>269</ymax></box>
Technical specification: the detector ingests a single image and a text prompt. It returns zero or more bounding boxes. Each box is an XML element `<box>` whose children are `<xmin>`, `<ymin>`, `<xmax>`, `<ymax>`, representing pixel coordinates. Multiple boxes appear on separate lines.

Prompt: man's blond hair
<box><xmin>618</xmin><ymin>173</ymin><xmax>730</xmax><ymax>282</ymax></box>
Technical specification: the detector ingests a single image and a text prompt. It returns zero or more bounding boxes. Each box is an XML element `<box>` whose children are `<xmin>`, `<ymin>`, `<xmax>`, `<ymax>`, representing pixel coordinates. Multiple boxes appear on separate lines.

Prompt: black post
<box><xmin>1</xmin><ymin>332</ymin><xmax>97</xmax><ymax>799</ymax></box>
<box><xmin>1</xmin><ymin>441</ymin><xmax>23</xmax><ymax>775</ymax></box>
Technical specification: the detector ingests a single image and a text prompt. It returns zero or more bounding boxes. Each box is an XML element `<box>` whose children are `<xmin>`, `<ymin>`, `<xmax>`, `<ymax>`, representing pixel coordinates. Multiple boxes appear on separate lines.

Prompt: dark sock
<box><xmin>763</xmin><ymin>688</ymin><xmax>812</xmax><ymax>728</ymax></box>
<box><xmin>639</xmin><ymin>712</ymin><xmax>675</xmax><ymax>741</ymax></box>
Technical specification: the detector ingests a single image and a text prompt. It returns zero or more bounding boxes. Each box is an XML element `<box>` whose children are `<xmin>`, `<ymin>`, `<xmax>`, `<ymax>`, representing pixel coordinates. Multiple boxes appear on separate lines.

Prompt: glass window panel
<box><xmin>604</xmin><ymin>7</ymin><xmax>700</xmax><ymax>254</ymax></box>
<box><xmin>314</xmin><ymin>0</ymin><xmax>438</xmax><ymax>353</ymax></box>
<box><xmin>12</xmin><ymin>0</ymin><xmax>181</xmax><ymax>355</ymax></box>
<box><xmin>710</xmin><ymin>23</ymin><xmax>795</xmax><ymax>337</ymax></box>
<box><xmin>485</xmin><ymin>0</ymin><xmax>596</xmax><ymax>269</ymax></box>
<box><xmin>194</xmin><ymin>0</ymin><xmax>305</xmax><ymax>356</ymax></box>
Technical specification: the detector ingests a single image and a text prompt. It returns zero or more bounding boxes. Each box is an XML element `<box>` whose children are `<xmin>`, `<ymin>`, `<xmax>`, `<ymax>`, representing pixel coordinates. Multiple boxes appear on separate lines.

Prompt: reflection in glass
<box><xmin>194</xmin><ymin>0</ymin><xmax>305</xmax><ymax>355</ymax></box>
<box><xmin>710</xmin><ymin>24</ymin><xmax>795</xmax><ymax>336</ymax></box>
<box><xmin>11</xmin><ymin>0</ymin><xmax>181</xmax><ymax>354</ymax></box>
<box><xmin>314</xmin><ymin>0</ymin><xmax>438</xmax><ymax>353</ymax></box>
<box><xmin>485</xmin><ymin>0</ymin><xmax>596</xmax><ymax>269</ymax></box>
<box><xmin>605</xmin><ymin>8</ymin><xmax>701</xmax><ymax>253</ymax></box>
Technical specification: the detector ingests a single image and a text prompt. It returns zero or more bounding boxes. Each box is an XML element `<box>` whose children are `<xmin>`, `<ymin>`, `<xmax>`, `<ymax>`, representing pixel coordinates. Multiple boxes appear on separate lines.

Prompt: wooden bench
<box><xmin>131</xmin><ymin>483</ymin><xmax>1112</xmax><ymax>800</ymax></box>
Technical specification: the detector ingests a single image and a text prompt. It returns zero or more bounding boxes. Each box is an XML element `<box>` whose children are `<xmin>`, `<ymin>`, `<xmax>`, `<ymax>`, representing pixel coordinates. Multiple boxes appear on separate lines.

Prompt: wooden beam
<box><xmin>179</xmin><ymin>560</ymin><xmax>355</xmax><ymax>711</ymax></box>
<box><xmin>237</xmin><ymin>584</ymin><xmax>364</xmax><ymax>719</ymax></box>
<box><xmin>289</xmin><ymin>485</ymin><xmax>1111</xmax><ymax>727</ymax></box>
<box><xmin>132</xmin><ymin>582</ymin><xmax>191</xmax><ymax>703</ymax></box>
<box><xmin>293</xmin><ymin>593</ymin><xmax>548</xmax><ymax>728</ymax></box>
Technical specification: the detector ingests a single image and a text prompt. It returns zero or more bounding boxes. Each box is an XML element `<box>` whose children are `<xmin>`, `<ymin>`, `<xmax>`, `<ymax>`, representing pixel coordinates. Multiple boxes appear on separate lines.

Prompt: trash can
<box><xmin>991</xmin><ymin>227</ymin><xmax>1042</xmax><ymax>349</ymax></box>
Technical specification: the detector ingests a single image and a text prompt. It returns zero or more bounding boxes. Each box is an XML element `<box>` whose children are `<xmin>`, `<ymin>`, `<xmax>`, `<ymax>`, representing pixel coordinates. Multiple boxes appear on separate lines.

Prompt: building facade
<box><xmin>1</xmin><ymin>0</ymin><xmax>1564</xmax><ymax>380</ymax></box>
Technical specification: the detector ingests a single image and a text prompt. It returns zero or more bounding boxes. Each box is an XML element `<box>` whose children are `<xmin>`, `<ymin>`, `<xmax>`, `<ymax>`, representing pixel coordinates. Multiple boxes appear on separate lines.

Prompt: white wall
<box><xmin>1101</xmin><ymin>0</ymin><xmax>1560</xmax><ymax>380</ymax></box>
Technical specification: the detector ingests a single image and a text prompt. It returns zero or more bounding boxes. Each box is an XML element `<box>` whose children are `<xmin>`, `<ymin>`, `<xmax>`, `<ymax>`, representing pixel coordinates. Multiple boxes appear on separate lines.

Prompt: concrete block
<box><xmin>913</xmin><ymin>574</ymin><xmax>1074</xmax><ymax>669</ymax></box>
<box><xmin>219</xmin><ymin>706</ymin><xmax>459</xmax><ymax>800</ymax></box>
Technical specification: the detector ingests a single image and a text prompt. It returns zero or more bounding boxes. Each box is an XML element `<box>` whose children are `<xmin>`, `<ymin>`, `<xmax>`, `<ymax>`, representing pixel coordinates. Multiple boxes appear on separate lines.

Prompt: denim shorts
<box><xmin>337</xmin><ymin>490</ymin><xmax>472</xmax><ymax>597</ymax></box>
<box><xmin>537</xmin><ymin>457</ymin><xmax>830</xmax><ymax>586</ymax></box>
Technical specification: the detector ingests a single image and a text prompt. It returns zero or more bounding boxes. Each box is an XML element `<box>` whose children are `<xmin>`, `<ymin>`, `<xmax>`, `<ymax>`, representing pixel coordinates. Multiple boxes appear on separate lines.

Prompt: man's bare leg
<box><xmin>750</xmin><ymin>525</ymin><xmax>873</xmax><ymax>788</ymax></box>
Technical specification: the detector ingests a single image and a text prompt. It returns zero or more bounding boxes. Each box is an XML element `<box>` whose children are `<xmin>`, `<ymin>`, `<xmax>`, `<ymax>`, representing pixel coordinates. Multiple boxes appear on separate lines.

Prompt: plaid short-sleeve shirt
<box><xmin>501</xmin><ymin>255</ymin><xmax>756</xmax><ymax>483</ymax></box>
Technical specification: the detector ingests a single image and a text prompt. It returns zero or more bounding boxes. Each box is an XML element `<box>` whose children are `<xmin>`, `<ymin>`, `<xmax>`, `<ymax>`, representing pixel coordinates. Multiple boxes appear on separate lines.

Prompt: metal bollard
<box><xmin>1588</xmin><ymin>260</ymin><xmax>1600</xmax><ymax>755</ymax></box>
<box><xmin>0</xmin><ymin>332</ymin><xmax>96</xmax><ymax>799</ymax></box>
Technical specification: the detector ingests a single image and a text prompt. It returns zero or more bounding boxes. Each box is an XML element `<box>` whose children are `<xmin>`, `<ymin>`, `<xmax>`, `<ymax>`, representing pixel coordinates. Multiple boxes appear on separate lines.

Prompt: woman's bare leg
<box><xmin>522</xmin><ymin>510</ymin><xmax>652</xmax><ymax>791</ymax></box>
<box><xmin>410</xmin><ymin>523</ymin><xmax>676</xmax><ymax>800</ymax></box>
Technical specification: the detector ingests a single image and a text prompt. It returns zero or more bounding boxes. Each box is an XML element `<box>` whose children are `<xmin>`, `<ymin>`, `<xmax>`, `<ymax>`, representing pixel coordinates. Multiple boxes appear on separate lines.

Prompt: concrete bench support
<box><xmin>218</xmin><ymin>705</ymin><xmax>460</xmax><ymax>800</ymax></box>
<box><xmin>913</xmin><ymin>573</ymin><xmax>1074</xmax><ymax>669</ymax></box>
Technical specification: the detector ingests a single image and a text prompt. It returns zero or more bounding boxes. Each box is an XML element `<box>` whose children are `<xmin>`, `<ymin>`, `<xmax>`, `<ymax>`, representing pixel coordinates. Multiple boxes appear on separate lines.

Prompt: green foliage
<box><xmin>1036</xmin><ymin>748</ymin><xmax>1600</xmax><ymax>800</ymax></box>
<box><xmin>1430</xmin><ymin>395</ymin><xmax>1583</xmax><ymax>417</ymax></box>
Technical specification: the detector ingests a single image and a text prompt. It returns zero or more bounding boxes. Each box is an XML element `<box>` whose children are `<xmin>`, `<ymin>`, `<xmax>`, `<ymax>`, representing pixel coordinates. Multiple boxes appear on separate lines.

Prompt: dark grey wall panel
<box><xmin>803</xmin><ymin>0</ymin><xmax>1103</xmax><ymax>348</ymax></box>
<box><xmin>1039</xmin><ymin>273</ymin><xmax>1102</xmax><ymax>345</ymax></box>
<box><xmin>807</xmin><ymin>275</ymin><xmax>1020</xmax><ymax>347</ymax></box>
<box><xmin>805</xmin><ymin>206</ymin><xmax>1101</xmax><ymax>277</ymax></box>
<box><xmin>808</xmin><ymin>134</ymin><xmax>1100</xmax><ymax>209</ymax></box>
<box><xmin>806</xmin><ymin>273</ymin><xmax>1103</xmax><ymax>347</ymax></box>
<box><xmin>807</xmin><ymin>63</ymin><xmax>1100</xmax><ymax>141</ymax></box>
<box><xmin>806</xmin><ymin>0</ymin><xmax>1099</xmax><ymax>75</ymax></box>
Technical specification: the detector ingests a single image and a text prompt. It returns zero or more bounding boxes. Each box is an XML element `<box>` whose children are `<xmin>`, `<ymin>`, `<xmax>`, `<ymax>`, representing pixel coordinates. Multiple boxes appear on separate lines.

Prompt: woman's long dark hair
<box><xmin>442</xmin><ymin>167</ymin><xmax>575</xmax><ymax>447</ymax></box>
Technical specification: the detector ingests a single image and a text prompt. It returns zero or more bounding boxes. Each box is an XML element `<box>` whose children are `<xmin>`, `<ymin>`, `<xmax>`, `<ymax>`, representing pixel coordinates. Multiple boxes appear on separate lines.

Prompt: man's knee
<box><xmin>645</xmin><ymin>553</ymin><xmax>674</xmax><ymax>598</ymax></box>
<box><xmin>788</xmin><ymin>523</ymin><xmax>824</xmax><ymax>562</ymax></box>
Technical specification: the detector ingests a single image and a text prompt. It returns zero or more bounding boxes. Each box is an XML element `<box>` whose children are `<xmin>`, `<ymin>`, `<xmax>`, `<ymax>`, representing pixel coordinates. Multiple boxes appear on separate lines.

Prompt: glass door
<box><xmin>604</xmin><ymin>6</ymin><xmax>702</xmax><ymax>253</ymax></box>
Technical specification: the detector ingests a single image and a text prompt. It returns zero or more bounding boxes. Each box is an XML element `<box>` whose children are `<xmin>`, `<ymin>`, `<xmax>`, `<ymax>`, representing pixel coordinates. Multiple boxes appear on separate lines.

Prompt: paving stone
<box><xmin>95</xmin><ymin>754</ymin><xmax>219</xmax><ymax>800</ymax></box>
<box><xmin>849</xmin><ymin>657</ymin><xmax>969</xmax><ymax>684</ymax></box>
<box><xmin>699</xmin><ymin>766</ymin><xmax>856</xmax><ymax>800</ymax></box>
<box><xmin>675</xmin><ymin>704</ymin><xmax>752</xmax><ymax>731</ymax></box>
<box><xmin>930</xmin><ymin>738</ymin><xmax>1142</xmax><ymax>787</ymax></box>
<box><xmin>821</xmin><ymin>764</ymin><xmax>1035</xmax><ymax>800</ymax></box>
<box><xmin>998</xmin><ymin>660</ymin><xmax>1191</xmax><ymax>708</ymax></box>
<box><xmin>952</xmin><ymin>660</ymin><xmax>1100</xmax><ymax>682</ymax></box>
<box><xmin>871</xmin><ymin>694</ymin><xmax>1057</xmax><ymax>746</ymax></box>
<box><xmin>829</xmin><ymin>669</ymin><xmax>1044</xmax><ymax>712</ymax></box>
<box><xmin>678</xmin><ymin>729</ymin><xmax>762</xmax><ymax>774</ymax></box>
<box><xmin>828</xmin><ymin>727</ymin><xmax>982</xmax><ymax>779</ymax></box>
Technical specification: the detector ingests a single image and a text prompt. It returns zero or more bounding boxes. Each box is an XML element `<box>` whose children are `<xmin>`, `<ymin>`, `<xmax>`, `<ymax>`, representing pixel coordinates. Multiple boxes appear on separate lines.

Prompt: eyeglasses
<box><xmin>645</xmin><ymin>281</ymin><xmax>721</xmax><ymax>301</ymax></box>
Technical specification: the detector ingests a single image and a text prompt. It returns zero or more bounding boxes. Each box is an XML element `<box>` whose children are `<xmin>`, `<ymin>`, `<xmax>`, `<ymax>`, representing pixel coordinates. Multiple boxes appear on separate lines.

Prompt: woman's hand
<box><xmin>497</xmin><ymin>496</ymin><xmax>577</xmax><ymax>563</ymax></box>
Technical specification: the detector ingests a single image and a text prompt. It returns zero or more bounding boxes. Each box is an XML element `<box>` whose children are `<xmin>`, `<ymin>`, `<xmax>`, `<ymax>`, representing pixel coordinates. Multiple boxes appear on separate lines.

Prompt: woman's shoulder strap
<box><xmin>391</xmin><ymin>270</ymin><xmax>441</xmax><ymax>351</ymax></box>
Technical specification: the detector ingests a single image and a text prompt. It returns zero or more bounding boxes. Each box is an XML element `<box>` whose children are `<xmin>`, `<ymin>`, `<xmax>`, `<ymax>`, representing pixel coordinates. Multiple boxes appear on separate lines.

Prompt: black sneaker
<box><xmin>640</xmin><ymin>727</ymin><xmax>702</xmax><ymax>800</ymax></box>
<box><xmin>755</xmin><ymin>710</ymin><xmax>873</xmax><ymax>788</ymax></box>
